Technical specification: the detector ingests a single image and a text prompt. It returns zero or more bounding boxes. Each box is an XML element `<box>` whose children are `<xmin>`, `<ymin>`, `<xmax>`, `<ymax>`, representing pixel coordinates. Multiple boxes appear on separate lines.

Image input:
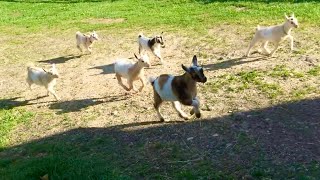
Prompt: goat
<box><xmin>138</xmin><ymin>33</ymin><xmax>165</xmax><ymax>65</ymax></box>
<box><xmin>76</xmin><ymin>31</ymin><xmax>99</xmax><ymax>53</ymax></box>
<box><xmin>26</xmin><ymin>64</ymin><xmax>60</xmax><ymax>101</ymax></box>
<box><xmin>114</xmin><ymin>54</ymin><xmax>151</xmax><ymax>92</ymax></box>
<box><xmin>149</xmin><ymin>55</ymin><xmax>207</xmax><ymax>122</ymax></box>
<box><xmin>246</xmin><ymin>13</ymin><xmax>299</xmax><ymax>57</ymax></box>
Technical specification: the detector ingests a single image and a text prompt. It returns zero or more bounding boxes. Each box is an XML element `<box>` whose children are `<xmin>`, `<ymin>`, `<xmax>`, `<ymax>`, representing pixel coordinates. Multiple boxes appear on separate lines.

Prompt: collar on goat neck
<box><xmin>86</xmin><ymin>36</ymin><xmax>93</xmax><ymax>44</ymax></box>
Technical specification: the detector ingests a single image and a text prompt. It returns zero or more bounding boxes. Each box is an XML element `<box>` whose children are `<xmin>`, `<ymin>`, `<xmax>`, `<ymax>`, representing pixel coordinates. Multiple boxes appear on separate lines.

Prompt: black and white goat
<box><xmin>138</xmin><ymin>33</ymin><xmax>165</xmax><ymax>64</ymax></box>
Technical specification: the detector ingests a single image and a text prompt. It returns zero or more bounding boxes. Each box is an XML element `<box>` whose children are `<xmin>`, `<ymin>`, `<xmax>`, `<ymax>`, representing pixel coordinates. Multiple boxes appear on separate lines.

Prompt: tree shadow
<box><xmin>37</xmin><ymin>54</ymin><xmax>83</xmax><ymax>64</ymax></box>
<box><xmin>1</xmin><ymin>98</ymin><xmax>320</xmax><ymax>178</ymax></box>
<box><xmin>49</xmin><ymin>94</ymin><xmax>128</xmax><ymax>114</ymax></box>
<box><xmin>203</xmin><ymin>56</ymin><xmax>266</xmax><ymax>71</ymax></box>
<box><xmin>89</xmin><ymin>63</ymin><xmax>115</xmax><ymax>75</ymax></box>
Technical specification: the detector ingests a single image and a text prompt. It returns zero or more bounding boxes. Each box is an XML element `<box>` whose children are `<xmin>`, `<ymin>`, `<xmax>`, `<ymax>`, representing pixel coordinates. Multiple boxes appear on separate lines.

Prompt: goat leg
<box><xmin>172</xmin><ymin>101</ymin><xmax>189</xmax><ymax>120</ymax></box>
<box><xmin>116</xmin><ymin>74</ymin><xmax>130</xmax><ymax>91</ymax></box>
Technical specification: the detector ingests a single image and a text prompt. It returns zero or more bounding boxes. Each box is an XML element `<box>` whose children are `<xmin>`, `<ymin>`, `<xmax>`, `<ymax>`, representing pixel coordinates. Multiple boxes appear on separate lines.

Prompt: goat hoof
<box><xmin>195</xmin><ymin>113</ymin><xmax>201</xmax><ymax>118</ymax></box>
<box><xmin>160</xmin><ymin>117</ymin><xmax>165</xmax><ymax>122</ymax></box>
<box><xmin>190</xmin><ymin>109</ymin><xmax>195</xmax><ymax>115</ymax></box>
<box><xmin>183</xmin><ymin>116</ymin><xmax>190</xmax><ymax>120</ymax></box>
<box><xmin>179</xmin><ymin>114</ymin><xmax>190</xmax><ymax>120</ymax></box>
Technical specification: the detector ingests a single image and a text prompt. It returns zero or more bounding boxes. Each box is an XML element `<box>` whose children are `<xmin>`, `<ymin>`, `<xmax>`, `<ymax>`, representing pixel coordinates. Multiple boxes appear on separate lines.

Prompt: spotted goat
<box><xmin>149</xmin><ymin>55</ymin><xmax>207</xmax><ymax>122</ymax></box>
<box><xmin>138</xmin><ymin>33</ymin><xmax>165</xmax><ymax>65</ymax></box>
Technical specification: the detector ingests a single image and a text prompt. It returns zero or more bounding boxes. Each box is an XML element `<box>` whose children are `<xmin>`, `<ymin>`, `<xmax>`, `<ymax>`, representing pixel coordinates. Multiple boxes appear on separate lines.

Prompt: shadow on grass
<box><xmin>49</xmin><ymin>95</ymin><xmax>128</xmax><ymax>114</ymax></box>
<box><xmin>38</xmin><ymin>54</ymin><xmax>83</xmax><ymax>64</ymax></box>
<box><xmin>1</xmin><ymin>98</ymin><xmax>319</xmax><ymax>178</ymax></box>
<box><xmin>89</xmin><ymin>63</ymin><xmax>115</xmax><ymax>75</ymax></box>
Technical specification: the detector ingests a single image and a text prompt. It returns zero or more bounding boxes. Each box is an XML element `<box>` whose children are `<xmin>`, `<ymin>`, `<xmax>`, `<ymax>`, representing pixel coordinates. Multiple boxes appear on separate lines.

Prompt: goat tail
<box><xmin>76</xmin><ymin>31</ymin><xmax>82</xmax><ymax>38</ymax></box>
<box><xmin>256</xmin><ymin>25</ymin><xmax>261</xmax><ymax>31</ymax></box>
<box><xmin>148</xmin><ymin>76</ymin><xmax>157</xmax><ymax>86</ymax></box>
<box><xmin>26</xmin><ymin>62</ymin><xmax>35</xmax><ymax>70</ymax></box>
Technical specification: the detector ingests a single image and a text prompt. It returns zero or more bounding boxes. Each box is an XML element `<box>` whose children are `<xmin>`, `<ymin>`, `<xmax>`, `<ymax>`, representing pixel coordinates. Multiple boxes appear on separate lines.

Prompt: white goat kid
<box><xmin>76</xmin><ymin>31</ymin><xmax>99</xmax><ymax>53</ymax></box>
<box><xmin>150</xmin><ymin>55</ymin><xmax>207</xmax><ymax>122</ymax></box>
<box><xmin>246</xmin><ymin>13</ymin><xmax>298</xmax><ymax>57</ymax></box>
<box><xmin>26</xmin><ymin>64</ymin><xmax>60</xmax><ymax>101</ymax></box>
<box><xmin>138</xmin><ymin>33</ymin><xmax>165</xmax><ymax>65</ymax></box>
<box><xmin>114</xmin><ymin>54</ymin><xmax>151</xmax><ymax>92</ymax></box>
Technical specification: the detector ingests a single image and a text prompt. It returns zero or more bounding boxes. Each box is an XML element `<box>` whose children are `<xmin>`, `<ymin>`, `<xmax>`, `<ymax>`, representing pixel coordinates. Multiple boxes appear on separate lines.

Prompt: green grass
<box><xmin>0</xmin><ymin>108</ymin><xmax>34</xmax><ymax>149</ymax></box>
<box><xmin>307</xmin><ymin>66</ymin><xmax>320</xmax><ymax>76</ymax></box>
<box><xmin>204</xmin><ymin>63</ymin><xmax>319</xmax><ymax>100</ymax></box>
<box><xmin>269</xmin><ymin>65</ymin><xmax>304</xmax><ymax>78</ymax></box>
<box><xmin>205</xmin><ymin>70</ymin><xmax>284</xmax><ymax>99</ymax></box>
<box><xmin>1</xmin><ymin>0</ymin><xmax>320</xmax><ymax>35</ymax></box>
<box><xmin>1</xmin><ymin>0</ymin><xmax>320</xmax><ymax>179</ymax></box>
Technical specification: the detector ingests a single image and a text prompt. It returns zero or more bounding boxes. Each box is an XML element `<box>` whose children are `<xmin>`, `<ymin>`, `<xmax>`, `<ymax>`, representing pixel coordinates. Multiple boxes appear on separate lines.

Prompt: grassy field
<box><xmin>1</xmin><ymin>0</ymin><xmax>320</xmax><ymax>179</ymax></box>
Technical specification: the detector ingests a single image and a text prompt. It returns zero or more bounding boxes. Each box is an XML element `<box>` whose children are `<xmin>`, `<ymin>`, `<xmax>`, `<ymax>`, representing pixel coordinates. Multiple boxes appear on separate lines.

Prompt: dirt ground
<box><xmin>1</xmin><ymin>24</ymin><xmax>320</xmax><ymax>177</ymax></box>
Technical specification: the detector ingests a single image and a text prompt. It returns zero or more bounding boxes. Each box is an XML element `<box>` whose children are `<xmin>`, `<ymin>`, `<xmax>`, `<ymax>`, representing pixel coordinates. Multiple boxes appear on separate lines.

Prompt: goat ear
<box><xmin>182</xmin><ymin>64</ymin><xmax>190</xmax><ymax>73</ymax></box>
<box><xmin>192</xmin><ymin>55</ymin><xmax>198</xmax><ymax>66</ymax></box>
<box><xmin>161</xmin><ymin>31</ymin><xmax>164</xmax><ymax>35</ymax></box>
<box><xmin>285</xmin><ymin>13</ymin><xmax>289</xmax><ymax>20</ymax></box>
<box><xmin>134</xmin><ymin>53</ymin><xmax>139</xmax><ymax>60</ymax></box>
<box><xmin>291</xmin><ymin>13</ymin><xmax>295</xmax><ymax>17</ymax></box>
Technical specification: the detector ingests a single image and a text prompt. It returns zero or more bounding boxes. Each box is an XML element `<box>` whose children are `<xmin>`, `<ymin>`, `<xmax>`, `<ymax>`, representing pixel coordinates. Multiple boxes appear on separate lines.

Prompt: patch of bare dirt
<box><xmin>1</xmin><ymin>26</ymin><xmax>319</xmax><ymax>153</ymax></box>
<box><xmin>81</xmin><ymin>18</ymin><xmax>125</xmax><ymax>24</ymax></box>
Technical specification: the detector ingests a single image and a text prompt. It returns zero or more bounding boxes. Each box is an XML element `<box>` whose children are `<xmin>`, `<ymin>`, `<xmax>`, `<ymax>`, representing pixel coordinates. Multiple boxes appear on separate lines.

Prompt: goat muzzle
<box><xmin>201</xmin><ymin>77</ymin><xmax>207</xmax><ymax>83</ymax></box>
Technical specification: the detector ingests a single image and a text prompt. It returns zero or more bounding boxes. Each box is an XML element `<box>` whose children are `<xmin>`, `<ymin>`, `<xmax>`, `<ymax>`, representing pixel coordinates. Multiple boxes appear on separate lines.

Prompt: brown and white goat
<box><xmin>149</xmin><ymin>55</ymin><xmax>207</xmax><ymax>122</ymax></box>
<box><xmin>76</xmin><ymin>31</ymin><xmax>99</xmax><ymax>53</ymax></box>
<box><xmin>114</xmin><ymin>54</ymin><xmax>150</xmax><ymax>92</ymax></box>
<box><xmin>26</xmin><ymin>64</ymin><xmax>60</xmax><ymax>101</ymax></box>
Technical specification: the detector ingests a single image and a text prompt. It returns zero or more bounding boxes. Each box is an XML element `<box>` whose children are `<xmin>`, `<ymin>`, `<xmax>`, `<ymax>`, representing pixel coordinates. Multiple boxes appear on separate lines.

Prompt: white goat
<box><xmin>246</xmin><ymin>13</ymin><xmax>299</xmax><ymax>57</ymax></box>
<box><xmin>149</xmin><ymin>55</ymin><xmax>207</xmax><ymax>122</ymax></box>
<box><xmin>138</xmin><ymin>33</ymin><xmax>165</xmax><ymax>64</ymax></box>
<box><xmin>76</xmin><ymin>31</ymin><xmax>99</xmax><ymax>53</ymax></box>
<box><xmin>26</xmin><ymin>64</ymin><xmax>60</xmax><ymax>101</ymax></box>
<box><xmin>114</xmin><ymin>54</ymin><xmax>151</xmax><ymax>92</ymax></box>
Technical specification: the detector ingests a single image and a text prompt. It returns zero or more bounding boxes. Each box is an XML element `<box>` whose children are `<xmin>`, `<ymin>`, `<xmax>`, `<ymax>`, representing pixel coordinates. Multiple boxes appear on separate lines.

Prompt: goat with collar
<box><xmin>138</xmin><ymin>33</ymin><xmax>165</xmax><ymax>65</ymax></box>
<box><xmin>245</xmin><ymin>13</ymin><xmax>299</xmax><ymax>57</ymax></box>
<box><xmin>26</xmin><ymin>64</ymin><xmax>60</xmax><ymax>101</ymax></box>
<box><xmin>76</xmin><ymin>31</ymin><xmax>99</xmax><ymax>54</ymax></box>
<box><xmin>149</xmin><ymin>55</ymin><xmax>207</xmax><ymax>122</ymax></box>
